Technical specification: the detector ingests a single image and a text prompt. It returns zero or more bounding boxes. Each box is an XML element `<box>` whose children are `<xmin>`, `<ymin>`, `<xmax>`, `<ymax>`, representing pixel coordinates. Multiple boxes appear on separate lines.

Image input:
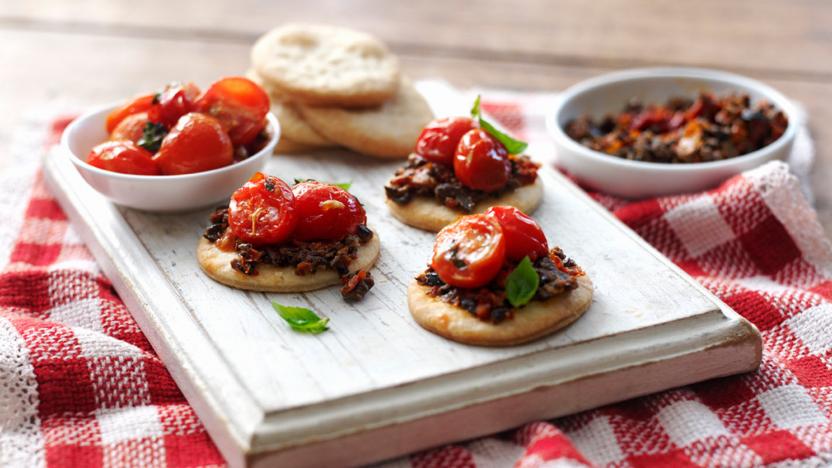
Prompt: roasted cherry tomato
<box><xmin>453</xmin><ymin>129</ymin><xmax>510</xmax><ymax>192</ymax></box>
<box><xmin>148</xmin><ymin>82</ymin><xmax>201</xmax><ymax>127</ymax></box>
<box><xmin>105</xmin><ymin>93</ymin><xmax>155</xmax><ymax>133</ymax></box>
<box><xmin>195</xmin><ymin>77</ymin><xmax>270</xmax><ymax>146</ymax></box>
<box><xmin>228</xmin><ymin>173</ymin><xmax>297</xmax><ymax>245</ymax></box>
<box><xmin>87</xmin><ymin>141</ymin><xmax>159</xmax><ymax>175</ymax></box>
<box><xmin>110</xmin><ymin>112</ymin><xmax>149</xmax><ymax>145</ymax></box>
<box><xmin>153</xmin><ymin>113</ymin><xmax>233</xmax><ymax>175</ymax></box>
<box><xmin>291</xmin><ymin>181</ymin><xmax>367</xmax><ymax>241</ymax></box>
<box><xmin>431</xmin><ymin>214</ymin><xmax>506</xmax><ymax>288</ymax></box>
<box><xmin>415</xmin><ymin>116</ymin><xmax>475</xmax><ymax>165</ymax></box>
<box><xmin>485</xmin><ymin>206</ymin><xmax>548</xmax><ymax>261</ymax></box>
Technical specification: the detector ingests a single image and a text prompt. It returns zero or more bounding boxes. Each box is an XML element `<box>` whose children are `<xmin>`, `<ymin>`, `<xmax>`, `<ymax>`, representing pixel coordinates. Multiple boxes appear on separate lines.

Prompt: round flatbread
<box><xmin>197</xmin><ymin>233</ymin><xmax>380</xmax><ymax>292</ymax></box>
<box><xmin>251</xmin><ymin>24</ymin><xmax>400</xmax><ymax>107</ymax></box>
<box><xmin>408</xmin><ymin>275</ymin><xmax>593</xmax><ymax>346</ymax></box>
<box><xmin>298</xmin><ymin>79</ymin><xmax>433</xmax><ymax>159</ymax></box>
<box><xmin>271</xmin><ymin>101</ymin><xmax>335</xmax><ymax>147</ymax></box>
<box><xmin>246</xmin><ymin>69</ymin><xmax>335</xmax><ymax>147</ymax></box>
<box><xmin>386</xmin><ymin>178</ymin><xmax>543</xmax><ymax>232</ymax></box>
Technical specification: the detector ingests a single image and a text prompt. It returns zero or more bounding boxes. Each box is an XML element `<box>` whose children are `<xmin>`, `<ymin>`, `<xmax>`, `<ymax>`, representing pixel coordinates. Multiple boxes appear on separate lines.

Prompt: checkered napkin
<box><xmin>2</xmin><ymin>92</ymin><xmax>831</xmax><ymax>467</ymax></box>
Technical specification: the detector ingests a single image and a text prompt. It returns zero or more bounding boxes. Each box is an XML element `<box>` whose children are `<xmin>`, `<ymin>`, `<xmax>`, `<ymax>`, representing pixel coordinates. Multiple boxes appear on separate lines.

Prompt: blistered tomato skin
<box><xmin>153</xmin><ymin>113</ymin><xmax>233</xmax><ymax>175</ymax></box>
<box><xmin>453</xmin><ymin>129</ymin><xmax>510</xmax><ymax>193</ymax></box>
<box><xmin>148</xmin><ymin>82</ymin><xmax>201</xmax><ymax>128</ymax></box>
<box><xmin>431</xmin><ymin>214</ymin><xmax>506</xmax><ymax>288</ymax></box>
<box><xmin>196</xmin><ymin>77</ymin><xmax>270</xmax><ymax>146</ymax></box>
<box><xmin>105</xmin><ymin>94</ymin><xmax>155</xmax><ymax>133</ymax></box>
<box><xmin>415</xmin><ymin>117</ymin><xmax>476</xmax><ymax>165</ymax></box>
<box><xmin>485</xmin><ymin>206</ymin><xmax>548</xmax><ymax>261</ymax></box>
<box><xmin>87</xmin><ymin>141</ymin><xmax>160</xmax><ymax>175</ymax></box>
<box><xmin>110</xmin><ymin>112</ymin><xmax>149</xmax><ymax>145</ymax></box>
<box><xmin>291</xmin><ymin>182</ymin><xmax>367</xmax><ymax>241</ymax></box>
<box><xmin>228</xmin><ymin>173</ymin><xmax>297</xmax><ymax>246</ymax></box>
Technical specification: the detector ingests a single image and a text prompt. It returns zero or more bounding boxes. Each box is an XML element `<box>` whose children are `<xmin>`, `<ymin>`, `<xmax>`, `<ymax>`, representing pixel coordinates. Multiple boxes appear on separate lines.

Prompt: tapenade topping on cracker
<box><xmin>416</xmin><ymin>207</ymin><xmax>583</xmax><ymax>323</ymax></box>
<box><xmin>384</xmin><ymin>97</ymin><xmax>540</xmax><ymax>218</ymax></box>
<box><xmin>200</xmin><ymin>173</ymin><xmax>377</xmax><ymax>302</ymax></box>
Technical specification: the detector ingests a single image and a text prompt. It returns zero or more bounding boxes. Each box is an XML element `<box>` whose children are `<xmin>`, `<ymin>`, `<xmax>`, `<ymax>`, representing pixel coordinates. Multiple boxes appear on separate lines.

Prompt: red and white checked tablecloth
<box><xmin>2</xmin><ymin>94</ymin><xmax>832</xmax><ymax>467</ymax></box>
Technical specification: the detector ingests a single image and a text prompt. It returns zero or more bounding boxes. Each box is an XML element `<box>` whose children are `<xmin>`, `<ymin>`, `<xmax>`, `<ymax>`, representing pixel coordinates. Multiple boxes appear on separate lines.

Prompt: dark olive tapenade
<box><xmin>385</xmin><ymin>153</ymin><xmax>540</xmax><ymax>212</ymax></box>
<box><xmin>416</xmin><ymin>247</ymin><xmax>583</xmax><ymax>323</ymax></box>
<box><xmin>565</xmin><ymin>92</ymin><xmax>788</xmax><ymax>164</ymax></box>
<box><xmin>203</xmin><ymin>206</ymin><xmax>375</xmax><ymax>301</ymax></box>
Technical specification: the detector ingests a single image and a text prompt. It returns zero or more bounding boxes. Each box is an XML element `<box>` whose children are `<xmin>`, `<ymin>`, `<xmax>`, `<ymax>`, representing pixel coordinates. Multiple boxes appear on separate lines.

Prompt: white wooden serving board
<box><xmin>43</xmin><ymin>84</ymin><xmax>761</xmax><ymax>467</ymax></box>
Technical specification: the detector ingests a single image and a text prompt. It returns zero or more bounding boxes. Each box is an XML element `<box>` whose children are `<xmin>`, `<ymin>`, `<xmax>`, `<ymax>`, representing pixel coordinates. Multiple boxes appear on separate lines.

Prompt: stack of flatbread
<box><xmin>249</xmin><ymin>24</ymin><xmax>434</xmax><ymax>158</ymax></box>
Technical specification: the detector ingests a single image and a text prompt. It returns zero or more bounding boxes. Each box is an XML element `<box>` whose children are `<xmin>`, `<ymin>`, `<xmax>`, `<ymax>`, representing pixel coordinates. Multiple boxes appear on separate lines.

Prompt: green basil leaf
<box><xmin>505</xmin><ymin>256</ymin><xmax>539</xmax><ymax>308</ymax></box>
<box><xmin>292</xmin><ymin>178</ymin><xmax>352</xmax><ymax>191</ymax></box>
<box><xmin>479</xmin><ymin>118</ymin><xmax>528</xmax><ymax>154</ymax></box>
<box><xmin>470</xmin><ymin>94</ymin><xmax>482</xmax><ymax>119</ymax></box>
<box><xmin>272</xmin><ymin>302</ymin><xmax>330</xmax><ymax>334</ymax></box>
<box><xmin>469</xmin><ymin>95</ymin><xmax>528</xmax><ymax>154</ymax></box>
<box><xmin>137</xmin><ymin>122</ymin><xmax>168</xmax><ymax>153</ymax></box>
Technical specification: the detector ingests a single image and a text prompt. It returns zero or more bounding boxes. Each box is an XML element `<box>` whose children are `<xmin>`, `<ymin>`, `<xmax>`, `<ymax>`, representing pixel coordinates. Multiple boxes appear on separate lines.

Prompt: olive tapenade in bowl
<box><xmin>547</xmin><ymin>68</ymin><xmax>799</xmax><ymax>198</ymax></box>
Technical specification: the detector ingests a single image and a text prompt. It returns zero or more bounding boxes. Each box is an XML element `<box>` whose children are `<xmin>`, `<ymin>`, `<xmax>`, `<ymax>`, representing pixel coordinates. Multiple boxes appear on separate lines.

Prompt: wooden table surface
<box><xmin>3</xmin><ymin>0</ymin><xmax>830</xmax><ymax>231</ymax></box>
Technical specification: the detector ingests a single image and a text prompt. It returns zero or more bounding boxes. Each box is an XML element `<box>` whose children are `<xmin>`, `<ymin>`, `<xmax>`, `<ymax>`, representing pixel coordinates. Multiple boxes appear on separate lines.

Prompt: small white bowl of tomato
<box><xmin>61</xmin><ymin>77</ymin><xmax>280</xmax><ymax>212</ymax></box>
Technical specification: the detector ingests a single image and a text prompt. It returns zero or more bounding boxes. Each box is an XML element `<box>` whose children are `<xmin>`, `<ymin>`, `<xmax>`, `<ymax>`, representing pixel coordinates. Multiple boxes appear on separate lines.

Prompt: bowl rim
<box><xmin>546</xmin><ymin>67</ymin><xmax>799</xmax><ymax>173</ymax></box>
<box><xmin>61</xmin><ymin>102</ymin><xmax>281</xmax><ymax>180</ymax></box>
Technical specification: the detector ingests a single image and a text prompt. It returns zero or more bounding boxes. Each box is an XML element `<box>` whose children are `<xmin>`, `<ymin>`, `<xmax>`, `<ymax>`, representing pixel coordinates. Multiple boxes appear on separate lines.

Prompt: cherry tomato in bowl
<box><xmin>228</xmin><ymin>173</ymin><xmax>297</xmax><ymax>245</ymax></box>
<box><xmin>432</xmin><ymin>214</ymin><xmax>506</xmax><ymax>288</ymax></box>
<box><xmin>153</xmin><ymin>113</ymin><xmax>233</xmax><ymax>175</ymax></box>
<box><xmin>105</xmin><ymin>93</ymin><xmax>155</xmax><ymax>133</ymax></box>
<box><xmin>148</xmin><ymin>82</ymin><xmax>201</xmax><ymax>127</ymax></box>
<box><xmin>485</xmin><ymin>206</ymin><xmax>548</xmax><ymax>261</ymax></box>
<box><xmin>196</xmin><ymin>77</ymin><xmax>270</xmax><ymax>146</ymax></box>
<box><xmin>415</xmin><ymin>116</ymin><xmax>475</xmax><ymax>165</ymax></box>
<box><xmin>87</xmin><ymin>141</ymin><xmax>160</xmax><ymax>175</ymax></box>
<box><xmin>109</xmin><ymin>112</ymin><xmax>150</xmax><ymax>145</ymax></box>
<box><xmin>292</xmin><ymin>181</ymin><xmax>367</xmax><ymax>241</ymax></box>
<box><xmin>453</xmin><ymin>129</ymin><xmax>510</xmax><ymax>192</ymax></box>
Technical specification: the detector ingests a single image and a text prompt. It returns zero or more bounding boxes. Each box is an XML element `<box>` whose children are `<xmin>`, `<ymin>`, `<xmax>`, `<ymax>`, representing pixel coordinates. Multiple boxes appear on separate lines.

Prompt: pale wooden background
<box><xmin>2</xmin><ymin>0</ymin><xmax>830</xmax><ymax>231</ymax></box>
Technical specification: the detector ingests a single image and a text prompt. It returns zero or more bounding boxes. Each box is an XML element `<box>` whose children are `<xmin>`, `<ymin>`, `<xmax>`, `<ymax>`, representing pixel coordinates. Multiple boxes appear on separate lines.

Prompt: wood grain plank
<box><xmin>4</xmin><ymin>0</ymin><xmax>832</xmax><ymax>78</ymax></box>
<box><xmin>1</xmin><ymin>28</ymin><xmax>830</xmax><ymax>235</ymax></box>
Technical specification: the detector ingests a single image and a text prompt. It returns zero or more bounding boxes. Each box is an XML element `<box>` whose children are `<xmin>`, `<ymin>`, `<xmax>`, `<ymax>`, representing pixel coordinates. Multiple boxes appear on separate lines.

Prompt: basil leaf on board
<box><xmin>469</xmin><ymin>95</ymin><xmax>529</xmax><ymax>154</ymax></box>
<box><xmin>272</xmin><ymin>302</ymin><xmax>330</xmax><ymax>334</ymax></box>
<box><xmin>137</xmin><ymin>122</ymin><xmax>168</xmax><ymax>153</ymax></box>
<box><xmin>505</xmin><ymin>256</ymin><xmax>540</xmax><ymax>308</ymax></box>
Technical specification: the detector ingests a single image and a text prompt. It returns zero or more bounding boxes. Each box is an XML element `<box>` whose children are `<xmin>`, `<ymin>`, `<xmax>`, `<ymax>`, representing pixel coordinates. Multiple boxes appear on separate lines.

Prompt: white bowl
<box><xmin>547</xmin><ymin>68</ymin><xmax>799</xmax><ymax>198</ymax></box>
<box><xmin>61</xmin><ymin>104</ymin><xmax>280</xmax><ymax>212</ymax></box>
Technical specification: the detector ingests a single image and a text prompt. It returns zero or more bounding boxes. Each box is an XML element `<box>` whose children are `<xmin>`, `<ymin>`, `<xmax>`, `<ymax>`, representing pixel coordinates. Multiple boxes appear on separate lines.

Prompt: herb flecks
<box><xmin>470</xmin><ymin>95</ymin><xmax>529</xmax><ymax>155</ymax></box>
<box><xmin>272</xmin><ymin>302</ymin><xmax>330</xmax><ymax>334</ymax></box>
<box><xmin>137</xmin><ymin>121</ymin><xmax>168</xmax><ymax>153</ymax></box>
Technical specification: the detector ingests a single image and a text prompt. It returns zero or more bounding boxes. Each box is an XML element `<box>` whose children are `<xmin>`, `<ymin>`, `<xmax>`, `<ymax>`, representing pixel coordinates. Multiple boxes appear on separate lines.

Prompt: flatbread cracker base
<box><xmin>298</xmin><ymin>79</ymin><xmax>433</xmax><ymax>159</ymax></box>
<box><xmin>246</xmin><ymin>68</ymin><xmax>334</xmax><ymax>147</ymax></box>
<box><xmin>197</xmin><ymin>233</ymin><xmax>380</xmax><ymax>293</ymax></box>
<box><xmin>385</xmin><ymin>178</ymin><xmax>543</xmax><ymax>232</ymax></box>
<box><xmin>408</xmin><ymin>275</ymin><xmax>593</xmax><ymax>346</ymax></box>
